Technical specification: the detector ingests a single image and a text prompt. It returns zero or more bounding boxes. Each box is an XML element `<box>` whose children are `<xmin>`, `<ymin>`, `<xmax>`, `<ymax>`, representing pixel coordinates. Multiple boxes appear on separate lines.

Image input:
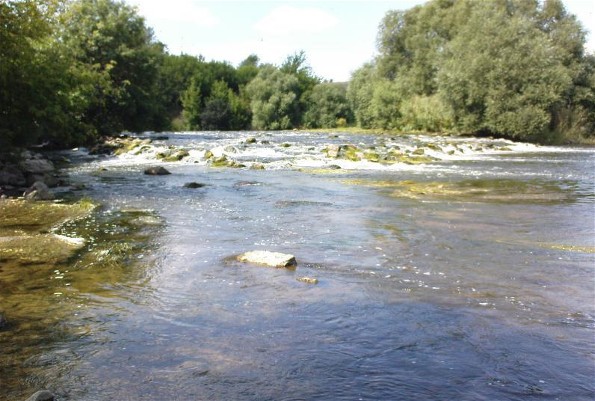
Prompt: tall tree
<box><xmin>280</xmin><ymin>51</ymin><xmax>320</xmax><ymax>126</ymax></box>
<box><xmin>364</xmin><ymin>0</ymin><xmax>594</xmax><ymax>142</ymax></box>
<box><xmin>59</xmin><ymin>0</ymin><xmax>166</xmax><ymax>135</ymax></box>
<box><xmin>245</xmin><ymin>65</ymin><xmax>300</xmax><ymax>130</ymax></box>
<box><xmin>303</xmin><ymin>82</ymin><xmax>352</xmax><ymax>128</ymax></box>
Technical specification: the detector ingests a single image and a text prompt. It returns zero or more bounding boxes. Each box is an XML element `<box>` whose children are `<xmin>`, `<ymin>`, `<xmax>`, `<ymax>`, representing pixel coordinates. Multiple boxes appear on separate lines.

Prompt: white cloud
<box><xmin>130</xmin><ymin>0</ymin><xmax>220</xmax><ymax>27</ymax></box>
<box><xmin>253</xmin><ymin>5</ymin><xmax>339</xmax><ymax>36</ymax></box>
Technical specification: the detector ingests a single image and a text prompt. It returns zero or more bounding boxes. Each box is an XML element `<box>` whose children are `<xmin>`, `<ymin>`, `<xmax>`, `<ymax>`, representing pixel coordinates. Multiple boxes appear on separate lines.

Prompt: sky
<box><xmin>125</xmin><ymin>0</ymin><xmax>595</xmax><ymax>82</ymax></box>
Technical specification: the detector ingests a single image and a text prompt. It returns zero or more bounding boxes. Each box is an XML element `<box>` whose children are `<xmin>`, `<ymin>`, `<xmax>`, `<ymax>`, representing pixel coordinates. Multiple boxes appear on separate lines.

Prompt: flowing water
<box><xmin>1</xmin><ymin>131</ymin><xmax>594</xmax><ymax>400</ymax></box>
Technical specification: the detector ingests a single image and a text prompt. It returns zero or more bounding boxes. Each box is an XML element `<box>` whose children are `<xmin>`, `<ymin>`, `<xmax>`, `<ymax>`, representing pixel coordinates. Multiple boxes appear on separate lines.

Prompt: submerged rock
<box><xmin>183</xmin><ymin>182</ymin><xmax>206</xmax><ymax>189</ymax></box>
<box><xmin>0</xmin><ymin>198</ymin><xmax>96</xmax><ymax>235</ymax></box>
<box><xmin>0</xmin><ymin>234</ymin><xmax>86</xmax><ymax>264</ymax></box>
<box><xmin>144</xmin><ymin>166</ymin><xmax>171</xmax><ymax>175</ymax></box>
<box><xmin>237</xmin><ymin>250</ymin><xmax>297</xmax><ymax>268</ymax></box>
<box><xmin>296</xmin><ymin>276</ymin><xmax>319</xmax><ymax>284</ymax></box>
<box><xmin>25</xmin><ymin>390</ymin><xmax>55</xmax><ymax>401</ymax></box>
<box><xmin>0</xmin><ymin>313</ymin><xmax>7</xmax><ymax>329</ymax></box>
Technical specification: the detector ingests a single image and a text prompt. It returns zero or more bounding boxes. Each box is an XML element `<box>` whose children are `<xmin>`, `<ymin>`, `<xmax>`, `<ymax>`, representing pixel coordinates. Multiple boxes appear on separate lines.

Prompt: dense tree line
<box><xmin>1</xmin><ymin>0</ymin><xmax>593</xmax><ymax>151</ymax></box>
<box><xmin>349</xmin><ymin>0</ymin><xmax>595</xmax><ymax>143</ymax></box>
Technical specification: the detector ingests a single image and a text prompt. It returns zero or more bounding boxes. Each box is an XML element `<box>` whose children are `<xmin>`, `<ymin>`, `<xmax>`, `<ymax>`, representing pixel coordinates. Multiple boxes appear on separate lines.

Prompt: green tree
<box><xmin>236</xmin><ymin>54</ymin><xmax>260</xmax><ymax>87</ymax></box>
<box><xmin>363</xmin><ymin>0</ymin><xmax>594</xmax><ymax>142</ymax></box>
<box><xmin>347</xmin><ymin>63</ymin><xmax>377</xmax><ymax>128</ymax></box>
<box><xmin>200</xmin><ymin>80</ymin><xmax>233</xmax><ymax>130</ymax></box>
<box><xmin>280</xmin><ymin>51</ymin><xmax>320</xmax><ymax>126</ymax></box>
<box><xmin>157</xmin><ymin>53</ymin><xmax>204</xmax><ymax>125</ymax></box>
<box><xmin>245</xmin><ymin>65</ymin><xmax>300</xmax><ymax>130</ymax></box>
<box><xmin>0</xmin><ymin>0</ymin><xmax>98</xmax><ymax>149</ymax></box>
<box><xmin>59</xmin><ymin>0</ymin><xmax>166</xmax><ymax>135</ymax></box>
<box><xmin>437</xmin><ymin>1</ymin><xmax>572</xmax><ymax>141</ymax></box>
<box><xmin>303</xmin><ymin>82</ymin><xmax>353</xmax><ymax>128</ymax></box>
<box><xmin>181</xmin><ymin>78</ymin><xmax>201</xmax><ymax>130</ymax></box>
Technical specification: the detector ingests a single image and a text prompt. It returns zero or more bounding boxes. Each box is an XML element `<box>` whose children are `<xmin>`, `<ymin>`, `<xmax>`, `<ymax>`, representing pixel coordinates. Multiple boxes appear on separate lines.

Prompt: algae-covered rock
<box><xmin>0</xmin><ymin>199</ymin><xmax>95</xmax><ymax>264</ymax></box>
<box><xmin>237</xmin><ymin>251</ymin><xmax>297</xmax><ymax>268</ymax></box>
<box><xmin>156</xmin><ymin>149</ymin><xmax>190</xmax><ymax>162</ymax></box>
<box><xmin>0</xmin><ymin>234</ymin><xmax>85</xmax><ymax>264</ymax></box>
<box><xmin>324</xmin><ymin>144</ymin><xmax>362</xmax><ymax>161</ymax></box>
<box><xmin>343</xmin><ymin>178</ymin><xmax>574</xmax><ymax>204</ymax></box>
<box><xmin>113</xmin><ymin>138</ymin><xmax>152</xmax><ymax>156</ymax></box>
<box><xmin>0</xmin><ymin>198</ymin><xmax>96</xmax><ymax>236</ymax></box>
<box><xmin>209</xmin><ymin>155</ymin><xmax>245</xmax><ymax>168</ymax></box>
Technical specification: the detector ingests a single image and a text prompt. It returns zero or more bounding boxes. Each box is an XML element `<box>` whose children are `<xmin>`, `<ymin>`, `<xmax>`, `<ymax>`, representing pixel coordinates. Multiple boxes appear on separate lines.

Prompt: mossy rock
<box><xmin>156</xmin><ymin>149</ymin><xmax>190</xmax><ymax>162</ymax></box>
<box><xmin>426</xmin><ymin>143</ymin><xmax>443</xmax><ymax>152</ymax></box>
<box><xmin>0</xmin><ymin>199</ymin><xmax>96</xmax><ymax>236</ymax></box>
<box><xmin>113</xmin><ymin>138</ymin><xmax>151</xmax><ymax>156</ymax></box>
<box><xmin>0</xmin><ymin>234</ymin><xmax>85</xmax><ymax>264</ymax></box>
<box><xmin>364</xmin><ymin>152</ymin><xmax>380</xmax><ymax>162</ymax></box>
<box><xmin>382</xmin><ymin>150</ymin><xmax>435</xmax><ymax>165</ymax></box>
<box><xmin>209</xmin><ymin>156</ymin><xmax>245</xmax><ymax>168</ymax></box>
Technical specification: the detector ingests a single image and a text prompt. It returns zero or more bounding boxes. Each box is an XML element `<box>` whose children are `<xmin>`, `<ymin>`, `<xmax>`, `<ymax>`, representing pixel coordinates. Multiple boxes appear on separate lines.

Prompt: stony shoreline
<box><xmin>0</xmin><ymin>150</ymin><xmax>64</xmax><ymax>199</ymax></box>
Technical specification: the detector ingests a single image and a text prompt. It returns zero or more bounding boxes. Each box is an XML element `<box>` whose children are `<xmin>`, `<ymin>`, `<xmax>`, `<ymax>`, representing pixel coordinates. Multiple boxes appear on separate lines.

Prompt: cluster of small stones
<box><xmin>323</xmin><ymin>143</ymin><xmax>436</xmax><ymax>165</ymax></box>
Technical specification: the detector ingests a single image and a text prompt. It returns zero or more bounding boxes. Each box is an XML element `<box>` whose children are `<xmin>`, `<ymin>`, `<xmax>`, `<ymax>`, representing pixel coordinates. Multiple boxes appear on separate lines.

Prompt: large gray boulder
<box><xmin>237</xmin><ymin>250</ymin><xmax>297</xmax><ymax>268</ymax></box>
<box><xmin>0</xmin><ymin>164</ymin><xmax>26</xmax><ymax>187</ymax></box>
<box><xmin>19</xmin><ymin>158</ymin><xmax>54</xmax><ymax>174</ymax></box>
<box><xmin>23</xmin><ymin>181</ymin><xmax>54</xmax><ymax>201</ymax></box>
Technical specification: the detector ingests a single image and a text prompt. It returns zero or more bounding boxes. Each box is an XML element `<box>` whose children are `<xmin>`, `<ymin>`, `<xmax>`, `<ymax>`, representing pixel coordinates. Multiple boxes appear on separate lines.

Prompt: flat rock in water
<box><xmin>237</xmin><ymin>250</ymin><xmax>297</xmax><ymax>268</ymax></box>
<box><xmin>144</xmin><ymin>166</ymin><xmax>171</xmax><ymax>175</ymax></box>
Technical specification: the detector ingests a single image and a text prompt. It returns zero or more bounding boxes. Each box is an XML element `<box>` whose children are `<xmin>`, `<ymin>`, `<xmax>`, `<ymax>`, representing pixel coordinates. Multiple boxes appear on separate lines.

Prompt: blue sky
<box><xmin>126</xmin><ymin>0</ymin><xmax>595</xmax><ymax>82</ymax></box>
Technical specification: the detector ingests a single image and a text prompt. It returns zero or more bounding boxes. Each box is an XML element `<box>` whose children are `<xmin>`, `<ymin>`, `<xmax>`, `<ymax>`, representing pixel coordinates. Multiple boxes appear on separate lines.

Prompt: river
<box><xmin>1</xmin><ymin>131</ymin><xmax>594</xmax><ymax>400</ymax></box>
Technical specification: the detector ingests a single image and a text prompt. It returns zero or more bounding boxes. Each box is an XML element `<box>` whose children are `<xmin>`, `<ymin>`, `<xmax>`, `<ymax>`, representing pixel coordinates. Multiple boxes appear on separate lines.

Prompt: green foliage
<box><xmin>4</xmin><ymin>0</ymin><xmax>591</xmax><ymax>146</ymax></box>
<box><xmin>280</xmin><ymin>51</ymin><xmax>321</xmax><ymax>126</ymax></box>
<box><xmin>303</xmin><ymin>82</ymin><xmax>353</xmax><ymax>128</ymax></box>
<box><xmin>353</xmin><ymin>0</ymin><xmax>595</xmax><ymax>143</ymax></box>
<box><xmin>236</xmin><ymin>54</ymin><xmax>260</xmax><ymax>86</ymax></box>
<box><xmin>399</xmin><ymin>94</ymin><xmax>453</xmax><ymax>132</ymax></box>
<box><xmin>180</xmin><ymin>78</ymin><xmax>202</xmax><ymax>130</ymax></box>
<box><xmin>157</xmin><ymin>54</ymin><xmax>204</xmax><ymax>123</ymax></box>
<box><xmin>59</xmin><ymin>0</ymin><xmax>167</xmax><ymax>135</ymax></box>
<box><xmin>245</xmin><ymin>66</ymin><xmax>300</xmax><ymax>130</ymax></box>
<box><xmin>347</xmin><ymin>63</ymin><xmax>376</xmax><ymax>128</ymax></box>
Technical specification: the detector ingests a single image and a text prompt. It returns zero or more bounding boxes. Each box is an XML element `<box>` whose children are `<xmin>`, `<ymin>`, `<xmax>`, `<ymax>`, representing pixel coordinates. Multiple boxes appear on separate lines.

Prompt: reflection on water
<box><xmin>1</xmin><ymin>132</ymin><xmax>593</xmax><ymax>400</ymax></box>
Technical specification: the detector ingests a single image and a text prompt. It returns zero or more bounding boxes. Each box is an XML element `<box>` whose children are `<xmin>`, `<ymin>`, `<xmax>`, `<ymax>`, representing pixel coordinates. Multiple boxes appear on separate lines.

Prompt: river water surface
<box><xmin>1</xmin><ymin>131</ymin><xmax>594</xmax><ymax>400</ymax></box>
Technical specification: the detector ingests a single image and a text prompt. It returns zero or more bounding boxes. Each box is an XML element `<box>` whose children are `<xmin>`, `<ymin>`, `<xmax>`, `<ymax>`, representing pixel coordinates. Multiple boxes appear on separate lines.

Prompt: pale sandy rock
<box><xmin>237</xmin><ymin>250</ymin><xmax>297</xmax><ymax>268</ymax></box>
